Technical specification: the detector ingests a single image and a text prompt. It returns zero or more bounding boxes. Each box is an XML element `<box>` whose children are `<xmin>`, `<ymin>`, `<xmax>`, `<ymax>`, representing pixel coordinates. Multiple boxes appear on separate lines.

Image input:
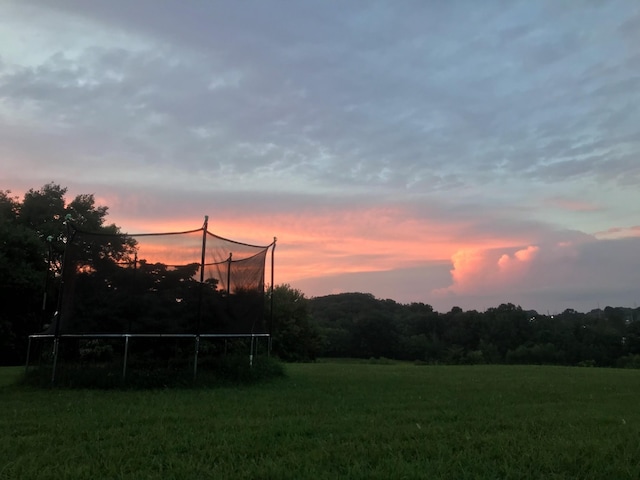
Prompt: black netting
<box><xmin>54</xmin><ymin>224</ymin><xmax>273</xmax><ymax>335</ymax></box>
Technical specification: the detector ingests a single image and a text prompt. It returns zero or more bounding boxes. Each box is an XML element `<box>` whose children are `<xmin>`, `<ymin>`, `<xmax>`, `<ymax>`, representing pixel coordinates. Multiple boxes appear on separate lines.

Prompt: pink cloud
<box><xmin>436</xmin><ymin>245</ymin><xmax>540</xmax><ymax>297</ymax></box>
<box><xmin>182</xmin><ymin>206</ymin><xmax>479</xmax><ymax>283</ymax></box>
<box><xmin>515</xmin><ymin>245</ymin><xmax>539</xmax><ymax>262</ymax></box>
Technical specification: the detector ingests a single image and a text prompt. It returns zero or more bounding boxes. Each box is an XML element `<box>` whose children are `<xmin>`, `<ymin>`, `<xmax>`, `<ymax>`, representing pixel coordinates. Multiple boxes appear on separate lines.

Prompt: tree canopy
<box><xmin>0</xmin><ymin>184</ymin><xmax>120</xmax><ymax>363</ymax></box>
<box><xmin>308</xmin><ymin>296</ymin><xmax>640</xmax><ymax>367</ymax></box>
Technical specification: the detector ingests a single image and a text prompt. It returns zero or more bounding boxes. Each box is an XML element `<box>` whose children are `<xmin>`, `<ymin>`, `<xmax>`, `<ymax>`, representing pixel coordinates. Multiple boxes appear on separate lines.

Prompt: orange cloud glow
<box><xmin>206</xmin><ymin>207</ymin><xmax>536</xmax><ymax>287</ymax></box>
<box><xmin>7</xmin><ymin>186</ymin><xmax>558</xmax><ymax>300</ymax></box>
<box><xmin>436</xmin><ymin>244</ymin><xmax>540</xmax><ymax>297</ymax></box>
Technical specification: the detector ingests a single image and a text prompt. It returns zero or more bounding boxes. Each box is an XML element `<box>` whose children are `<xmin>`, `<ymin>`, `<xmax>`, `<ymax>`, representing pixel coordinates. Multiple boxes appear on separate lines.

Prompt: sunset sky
<box><xmin>2</xmin><ymin>1</ymin><xmax>640</xmax><ymax>313</ymax></box>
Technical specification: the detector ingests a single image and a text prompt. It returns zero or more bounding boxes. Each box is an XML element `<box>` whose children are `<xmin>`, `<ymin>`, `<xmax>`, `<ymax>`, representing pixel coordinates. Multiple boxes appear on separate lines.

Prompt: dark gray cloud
<box><xmin>4</xmin><ymin>0</ymin><xmax>639</xmax><ymax>191</ymax></box>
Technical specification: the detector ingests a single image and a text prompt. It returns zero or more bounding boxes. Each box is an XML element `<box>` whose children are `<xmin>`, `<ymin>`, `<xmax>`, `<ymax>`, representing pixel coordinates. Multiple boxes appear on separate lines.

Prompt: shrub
<box><xmin>616</xmin><ymin>354</ymin><xmax>640</xmax><ymax>369</ymax></box>
<box><xmin>21</xmin><ymin>354</ymin><xmax>285</xmax><ymax>389</ymax></box>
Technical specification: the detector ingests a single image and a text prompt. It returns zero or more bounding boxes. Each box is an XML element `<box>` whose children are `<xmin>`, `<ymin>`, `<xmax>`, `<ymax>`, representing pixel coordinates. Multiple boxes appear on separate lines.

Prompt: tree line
<box><xmin>272</xmin><ymin>289</ymin><xmax>640</xmax><ymax>368</ymax></box>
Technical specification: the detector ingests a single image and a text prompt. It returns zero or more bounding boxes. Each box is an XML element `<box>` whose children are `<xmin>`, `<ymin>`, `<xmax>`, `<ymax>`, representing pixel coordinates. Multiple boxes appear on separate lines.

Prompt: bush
<box><xmin>79</xmin><ymin>340</ymin><xmax>115</xmax><ymax>363</ymax></box>
<box><xmin>464</xmin><ymin>350</ymin><xmax>485</xmax><ymax>365</ymax></box>
<box><xmin>577</xmin><ymin>359</ymin><xmax>597</xmax><ymax>368</ymax></box>
<box><xmin>21</xmin><ymin>354</ymin><xmax>285</xmax><ymax>389</ymax></box>
<box><xmin>616</xmin><ymin>354</ymin><xmax>640</xmax><ymax>369</ymax></box>
<box><xmin>506</xmin><ymin>343</ymin><xmax>565</xmax><ymax>365</ymax></box>
<box><xmin>367</xmin><ymin>357</ymin><xmax>395</xmax><ymax>365</ymax></box>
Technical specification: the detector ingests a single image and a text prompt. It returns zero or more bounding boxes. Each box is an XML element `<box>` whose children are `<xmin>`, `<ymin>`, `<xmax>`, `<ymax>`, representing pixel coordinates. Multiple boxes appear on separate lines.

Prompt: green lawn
<box><xmin>1</xmin><ymin>362</ymin><xmax>639</xmax><ymax>479</ymax></box>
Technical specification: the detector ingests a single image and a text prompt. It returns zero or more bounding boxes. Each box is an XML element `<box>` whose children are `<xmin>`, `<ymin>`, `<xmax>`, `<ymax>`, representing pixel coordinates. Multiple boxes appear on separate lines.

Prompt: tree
<box><xmin>350</xmin><ymin>309</ymin><xmax>400</xmax><ymax>358</ymax></box>
<box><xmin>0</xmin><ymin>190</ymin><xmax>47</xmax><ymax>363</ymax></box>
<box><xmin>0</xmin><ymin>184</ymin><xmax>122</xmax><ymax>364</ymax></box>
<box><xmin>483</xmin><ymin>303</ymin><xmax>531</xmax><ymax>361</ymax></box>
<box><xmin>268</xmin><ymin>284</ymin><xmax>321</xmax><ymax>361</ymax></box>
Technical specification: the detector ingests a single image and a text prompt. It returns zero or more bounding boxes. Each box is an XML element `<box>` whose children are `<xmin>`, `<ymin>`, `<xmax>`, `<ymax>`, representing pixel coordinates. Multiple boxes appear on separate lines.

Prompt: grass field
<box><xmin>1</xmin><ymin>362</ymin><xmax>640</xmax><ymax>479</ymax></box>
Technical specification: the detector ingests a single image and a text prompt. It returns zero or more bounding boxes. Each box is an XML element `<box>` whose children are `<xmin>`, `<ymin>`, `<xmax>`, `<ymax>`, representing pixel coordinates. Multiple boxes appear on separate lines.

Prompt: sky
<box><xmin>2</xmin><ymin>1</ymin><xmax>640</xmax><ymax>313</ymax></box>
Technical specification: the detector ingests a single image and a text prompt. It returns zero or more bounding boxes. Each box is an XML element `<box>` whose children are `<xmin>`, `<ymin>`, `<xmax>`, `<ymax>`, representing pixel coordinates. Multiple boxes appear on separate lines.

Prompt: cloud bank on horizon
<box><xmin>1</xmin><ymin>0</ymin><xmax>639</xmax><ymax>313</ymax></box>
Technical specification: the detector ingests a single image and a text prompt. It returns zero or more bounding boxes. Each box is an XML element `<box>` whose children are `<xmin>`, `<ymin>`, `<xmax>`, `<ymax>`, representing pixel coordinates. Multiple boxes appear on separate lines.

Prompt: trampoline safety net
<box><xmin>52</xmin><ymin>221</ymin><xmax>275</xmax><ymax>336</ymax></box>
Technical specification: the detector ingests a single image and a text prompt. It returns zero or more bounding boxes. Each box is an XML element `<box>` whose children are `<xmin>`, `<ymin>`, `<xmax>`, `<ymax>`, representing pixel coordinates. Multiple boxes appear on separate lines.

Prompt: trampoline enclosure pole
<box><xmin>122</xmin><ymin>335</ymin><xmax>130</xmax><ymax>381</ymax></box>
<box><xmin>269</xmin><ymin>238</ymin><xmax>277</xmax><ymax>354</ymax></box>
<box><xmin>193</xmin><ymin>336</ymin><xmax>200</xmax><ymax>382</ymax></box>
<box><xmin>196</xmin><ymin>215</ymin><xmax>208</xmax><ymax>336</ymax></box>
<box><xmin>249</xmin><ymin>335</ymin><xmax>254</xmax><ymax>367</ymax></box>
<box><xmin>51</xmin><ymin>338</ymin><xmax>59</xmax><ymax>386</ymax></box>
<box><xmin>25</xmin><ymin>336</ymin><xmax>32</xmax><ymax>374</ymax></box>
<box><xmin>51</xmin><ymin>217</ymin><xmax>74</xmax><ymax>386</ymax></box>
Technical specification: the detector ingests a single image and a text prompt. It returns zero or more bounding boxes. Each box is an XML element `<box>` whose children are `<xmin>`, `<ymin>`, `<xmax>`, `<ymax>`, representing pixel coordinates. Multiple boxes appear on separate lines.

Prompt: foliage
<box><xmin>268</xmin><ymin>284</ymin><xmax>322</xmax><ymax>361</ymax></box>
<box><xmin>309</xmin><ymin>295</ymin><xmax>640</xmax><ymax>367</ymax></box>
<box><xmin>21</xmin><ymin>352</ymin><xmax>284</xmax><ymax>389</ymax></box>
<box><xmin>1</xmin><ymin>184</ymin><xmax>121</xmax><ymax>364</ymax></box>
<box><xmin>616</xmin><ymin>354</ymin><xmax>640</xmax><ymax>369</ymax></box>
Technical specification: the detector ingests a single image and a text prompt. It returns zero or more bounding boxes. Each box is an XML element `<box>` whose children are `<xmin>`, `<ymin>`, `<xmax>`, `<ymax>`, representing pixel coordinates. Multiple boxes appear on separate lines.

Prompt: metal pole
<box><xmin>194</xmin><ymin>216</ymin><xmax>207</xmax><ymax>383</ymax></box>
<box><xmin>227</xmin><ymin>252</ymin><xmax>232</xmax><ymax>295</ymax></box>
<box><xmin>51</xmin><ymin>217</ymin><xmax>74</xmax><ymax>386</ymax></box>
<box><xmin>128</xmin><ymin>252</ymin><xmax>137</xmax><ymax>334</ymax></box>
<box><xmin>269</xmin><ymin>238</ymin><xmax>277</xmax><ymax>355</ymax></box>
<box><xmin>51</xmin><ymin>338</ymin><xmax>59</xmax><ymax>386</ymax></box>
<box><xmin>41</xmin><ymin>236</ymin><xmax>53</xmax><ymax>329</ymax></box>
<box><xmin>53</xmin><ymin>218</ymin><xmax>74</xmax><ymax>339</ymax></box>
<box><xmin>197</xmin><ymin>216</ymin><xmax>208</xmax><ymax>335</ymax></box>
<box><xmin>249</xmin><ymin>334</ymin><xmax>255</xmax><ymax>367</ymax></box>
<box><xmin>122</xmin><ymin>335</ymin><xmax>130</xmax><ymax>381</ymax></box>
<box><xmin>193</xmin><ymin>335</ymin><xmax>200</xmax><ymax>382</ymax></box>
<box><xmin>25</xmin><ymin>336</ymin><xmax>32</xmax><ymax>374</ymax></box>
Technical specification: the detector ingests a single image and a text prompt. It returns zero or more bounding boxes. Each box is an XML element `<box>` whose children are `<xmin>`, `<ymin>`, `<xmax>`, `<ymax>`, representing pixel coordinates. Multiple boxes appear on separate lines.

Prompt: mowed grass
<box><xmin>1</xmin><ymin>362</ymin><xmax>640</xmax><ymax>479</ymax></box>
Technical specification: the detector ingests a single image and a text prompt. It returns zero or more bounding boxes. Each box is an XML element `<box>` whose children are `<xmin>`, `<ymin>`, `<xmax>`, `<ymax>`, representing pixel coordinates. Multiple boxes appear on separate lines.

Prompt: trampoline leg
<box><xmin>193</xmin><ymin>336</ymin><xmax>200</xmax><ymax>382</ymax></box>
<box><xmin>122</xmin><ymin>335</ymin><xmax>130</xmax><ymax>381</ymax></box>
<box><xmin>25</xmin><ymin>336</ymin><xmax>32</xmax><ymax>375</ymax></box>
<box><xmin>249</xmin><ymin>335</ymin><xmax>255</xmax><ymax>367</ymax></box>
<box><xmin>51</xmin><ymin>337</ymin><xmax>59</xmax><ymax>387</ymax></box>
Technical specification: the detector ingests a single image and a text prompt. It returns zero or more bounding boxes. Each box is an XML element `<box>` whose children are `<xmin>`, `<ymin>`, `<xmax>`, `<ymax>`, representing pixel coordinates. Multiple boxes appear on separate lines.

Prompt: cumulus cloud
<box><xmin>432</xmin><ymin>236</ymin><xmax>640</xmax><ymax>312</ymax></box>
<box><xmin>437</xmin><ymin>244</ymin><xmax>540</xmax><ymax>298</ymax></box>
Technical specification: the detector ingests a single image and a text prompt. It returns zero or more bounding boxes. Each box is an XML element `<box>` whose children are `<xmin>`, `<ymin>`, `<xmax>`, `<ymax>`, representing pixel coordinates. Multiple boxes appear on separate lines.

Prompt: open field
<box><xmin>1</xmin><ymin>362</ymin><xmax>640</xmax><ymax>479</ymax></box>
